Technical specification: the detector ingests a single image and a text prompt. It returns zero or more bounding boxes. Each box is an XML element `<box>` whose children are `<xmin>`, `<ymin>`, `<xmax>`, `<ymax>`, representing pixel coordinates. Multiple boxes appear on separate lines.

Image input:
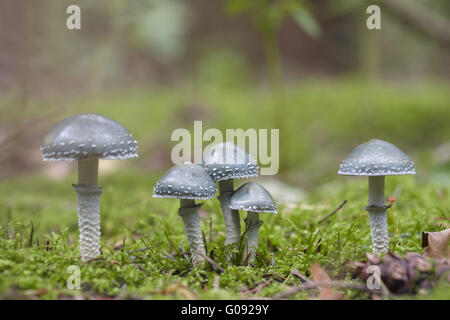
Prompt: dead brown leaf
<box><xmin>352</xmin><ymin>249</ymin><xmax>450</xmax><ymax>297</ymax></box>
<box><xmin>241</xmin><ymin>278</ymin><xmax>274</xmax><ymax>295</ymax></box>
<box><xmin>23</xmin><ymin>288</ymin><xmax>48</xmax><ymax>296</ymax></box>
<box><xmin>422</xmin><ymin>229</ymin><xmax>450</xmax><ymax>260</ymax></box>
<box><xmin>179</xmin><ymin>288</ymin><xmax>197</xmax><ymax>300</ymax></box>
<box><xmin>309</xmin><ymin>264</ymin><xmax>344</xmax><ymax>300</ymax></box>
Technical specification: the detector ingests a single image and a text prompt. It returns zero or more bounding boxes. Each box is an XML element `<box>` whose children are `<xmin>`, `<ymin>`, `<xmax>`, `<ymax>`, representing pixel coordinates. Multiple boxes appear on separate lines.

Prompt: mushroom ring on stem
<box><xmin>41</xmin><ymin>113</ymin><xmax>138</xmax><ymax>261</ymax></box>
<box><xmin>229</xmin><ymin>182</ymin><xmax>277</xmax><ymax>264</ymax></box>
<box><xmin>338</xmin><ymin>139</ymin><xmax>415</xmax><ymax>254</ymax></box>
<box><xmin>153</xmin><ymin>163</ymin><xmax>216</xmax><ymax>267</ymax></box>
<box><xmin>202</xmin><ymin>142</ymin><xmax>259</xmax><ymax>248</ymax></box>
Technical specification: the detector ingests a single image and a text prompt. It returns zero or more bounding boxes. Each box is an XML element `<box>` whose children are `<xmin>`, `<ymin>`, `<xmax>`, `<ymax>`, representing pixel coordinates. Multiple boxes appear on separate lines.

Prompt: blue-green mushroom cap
<box><xmin>338</xmin><ymin>139</ymin><xmax>415</xmax><ymax>176</ymax></box>
<box><xmin>202</xmin><ymin>142</ymin><xmax>259</xmax><ymax>182</ymax></box>
<box><xmin>153</xmin><ymin>163</ymin><xmax>217</xmax><ymax>200</ymax></box>
<box><xmin>229</xmin><ymin>182</ymin><xmax>277</xmax><ymax>213</ymax></box>
<box><xmin>41</xmin><ymin>113</ymin><xmax>138</xmax><ymax>161</ymax></box>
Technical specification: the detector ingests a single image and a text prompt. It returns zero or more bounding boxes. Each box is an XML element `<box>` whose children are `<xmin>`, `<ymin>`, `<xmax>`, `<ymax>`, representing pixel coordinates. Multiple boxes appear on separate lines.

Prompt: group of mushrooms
<box><xmin>154</xmin><ymin>141</ymin><xmax>276</xmax><ymax>265</ymax></box>
<box><xmin>41</xmin><ymin>113</ymin><xmax>416</xmax><ymax>265</ymax></box>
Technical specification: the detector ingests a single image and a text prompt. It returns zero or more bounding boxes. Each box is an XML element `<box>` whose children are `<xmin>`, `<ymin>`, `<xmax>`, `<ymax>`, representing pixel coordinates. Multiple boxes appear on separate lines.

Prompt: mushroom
<box><xmin>338</xmin><ymin>139</ymin><xmax>415</xmax><ymax>254</ymax></box>
<box><xmin>41</xmin><ymin>113</ymin><xmax>138</xmax><ymax>261</ymax></box>
<box><xmin>202</xmin><ymin>142</ymin><xmax>259</xmax><ymax>247</ymax></box>
<box><xmin>153</xmin><ymin>163</ymin><xmax>216</xmax><ymax>266</ymax></box>
<box><xmin>229</xmin><ymin>182</ymin><xmax>277</xmax><ymax>263</ymax></box>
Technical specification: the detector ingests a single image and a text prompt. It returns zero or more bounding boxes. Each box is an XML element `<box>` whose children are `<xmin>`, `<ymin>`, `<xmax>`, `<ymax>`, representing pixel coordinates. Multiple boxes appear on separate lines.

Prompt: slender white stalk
<box><xmin>243</xmin><ymin>212</ymin><xmax>263</xmax><ymax>264</ymax></box>
<box><xmin>73</xmin><ymin>185</ymin><xmax>103</xmax><ymax>261</ymax></box>
<box><xmin>75</xmin><ymin>158</ymin><xmax>101</xmax><ymax>262</ymax></box>
<box><xmin>218</xmin><ymin>180</ymin><xmax>241</xmax><ymax>246</ymax></box>
<box><xmin>179</xmin><ymin>199</ymin><xmax>206</xmax><ymax>267</ymax></box>
<box><xmin>367</xmin><ymin>176</ymin><xmax>389</xmax><ymax>254</ymax></box>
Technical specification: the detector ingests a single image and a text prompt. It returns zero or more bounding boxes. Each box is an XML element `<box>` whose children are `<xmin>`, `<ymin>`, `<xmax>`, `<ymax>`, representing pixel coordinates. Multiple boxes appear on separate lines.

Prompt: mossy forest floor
<box><xmin>0</xmin><ymin>172</ymin><xmax>448</xmax><ymax>300</ymax></box>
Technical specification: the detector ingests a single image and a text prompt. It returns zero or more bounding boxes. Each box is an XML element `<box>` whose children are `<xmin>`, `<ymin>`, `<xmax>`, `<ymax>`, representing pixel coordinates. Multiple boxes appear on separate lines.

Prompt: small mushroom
<box><xmin>338</xmin><ymin>139</ymin><xmax>415</xmax><ymax>254</ymax></box>
<box><xmin>41</xmin><ymin>114</ymin><xmax>138</xmax><ymax>261</ymax></box>
<box><xmin>153</xmin><ymin>163</ymin><xmax>216</xmax><ymax>266</ymax></box>
<box><xmin>202</xmin><ymin>142</ymin><xmax>259</xmax><ymax>247</ymax></box>
<box><xmin>229</xmin><ymin>182</ymin><xmax>277</xmax><ymax>264</ymax></box>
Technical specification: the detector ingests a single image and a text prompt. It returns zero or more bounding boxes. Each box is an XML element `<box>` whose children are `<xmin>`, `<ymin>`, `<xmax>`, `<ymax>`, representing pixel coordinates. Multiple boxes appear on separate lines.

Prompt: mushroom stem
<box><xmin>179</xmin><ymin>199</ymin><xmax>206</xmax><ymax>266</ymax></box>
<box><xmin>73</xmin><ymin>184</ymin><xmax>103</xmax><ymax>262</ymax></box>
<box><xmin>367</xmin><ymin>176</ymin><xmax>389</xmax><ymax>254</ymax></box>
<box><xmin>75</xmin><ymin>158</ymin><xmax>101</xmax><ymax>262</ymax></box>
<box><xmin>218</xmin><ymin>180</ymin><xmax>241</xmax><ymax>246</ymax></box>
<box><xmin>243</xmin><ymin>212</ymin><xmax>263</xmax><ymax>264</ymax></box>
<box><xmin>78</xmin><ymin>158</ymin><xmax>99</xmax><ymax>186</ymax></box>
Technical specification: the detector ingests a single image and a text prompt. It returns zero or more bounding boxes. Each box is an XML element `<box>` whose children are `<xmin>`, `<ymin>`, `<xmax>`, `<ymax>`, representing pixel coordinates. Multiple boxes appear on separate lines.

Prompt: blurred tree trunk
<box><xmin>20</xmin><ymin>0</ymin><xmax>33</xmax><ymax>113</ymax></box>
<box><xmin>358</xmin><ymin>8</ymin><xmax>381</xmax><ymax>82</ymax></box>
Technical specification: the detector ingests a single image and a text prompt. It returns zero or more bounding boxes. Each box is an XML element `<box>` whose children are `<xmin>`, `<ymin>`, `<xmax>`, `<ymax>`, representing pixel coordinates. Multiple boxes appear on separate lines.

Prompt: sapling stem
<box><xmin>367</xmin><ymin>176</ymin><xmax>388</xmax><ymax>254</ymax></box>
<box><xmin>218</xmin><ymin>180</ymin><xmax>241</xmax><ymax>246</ymax></box>
<box><xmin>179</xmin><ymin>199</ymin><xmax>206</xmax><ymax>266</ymax></box>
<box><xmin>243</xmin><ymin>212</ymin><xmax>263</xmax><ymax>264</ymax></box>
<box><xmin>74</xmin><ymin>158</ymin><xmax>102</xmax><ymax>262</ymax></box>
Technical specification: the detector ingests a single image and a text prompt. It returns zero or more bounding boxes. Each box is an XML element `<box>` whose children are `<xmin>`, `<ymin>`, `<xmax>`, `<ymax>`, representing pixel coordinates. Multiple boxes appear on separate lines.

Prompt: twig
<box><xmin>318</xmin><ymin>200</ymin><xmax>347</xmax><ymax>224</ymax></box>
<box><xmin>273</xmin><ymin>281</ymin><xmax>372</xmax><ymax>299</ymax></box>
<box><xmin>290</xmin><ymin>268</ymin><xmax>313</xmax><ymax>285</ymax></box>
<box><xmin>127</xmin><ymin>246</ymin><xmax>152</xmax><ymax>254</ymax></box>
<box><xmin>242</xmin><ymin>278</ymin><xmax>274</xmax><ymax>295</ymax></box>
<box><xmin>0</xmin><ymin>111</ymin><xmax>60</xmax><ymax>149</ymax></box>
<box><xmin>241</xmin><ymin>296</ymin><xmax>273</xmax><ymax>300</ymax></box>
<box><xmin>242</xmin><ymin>251</ymin><xmax>252</xmax><ymax>266</ymax></box>
<box><xmin>271</xmin><ymin>271</ymin><xmax>286</xmax><ymax>282</ymax></box>
<box><xmin>163</xmin><ymin>250</ymin><xmax>176</xmax><ymax>261</ymax></box>
<box><xmin>198</xmin><ymin>252</ymin><xmax>225</xmax><ymax>273</ymax></box>
<box><xmin>83</xmin><ymin>257</ymin><xmax>106</xmax><ymax>263</ymax></box>
<box><xmin>202</xmin><ymin>231</ymin><xmax>208</xmax><ymax>255</ymax></box>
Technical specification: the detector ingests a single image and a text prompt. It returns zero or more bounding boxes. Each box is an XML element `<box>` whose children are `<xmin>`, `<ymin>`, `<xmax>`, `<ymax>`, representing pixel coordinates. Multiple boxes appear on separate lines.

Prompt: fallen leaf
<box><xmin>352</xmin><ymin>250</ymin><xmax>449</xmax><ymax>297</ymax></box>
<box><xmin>366</xmin><ymin>252</ymin><xmax>380</xmax><ymax>265</ymax></box>
<box><xmin>422</xmin><ymin>229</ymin><xmax>450</xmax><ymax>260</ymax></box>
<box><xmin>23</xmin><ymin>288</ymin><xmax>48</xmax><ymax>296</ymax></box>
<box><xmin>179</xmin><ymin>288</ymin><xmax>197</xmax><ymax>299</ymax></box>
<box><xmin>113</xmin><ymin>238</ymin><xmax>128</xmax><ymax>250</ymax></box>
<box><xmin>309</xmin><ymin>264</ymin><xmax>344</xmax><ymax>300</ymax></box>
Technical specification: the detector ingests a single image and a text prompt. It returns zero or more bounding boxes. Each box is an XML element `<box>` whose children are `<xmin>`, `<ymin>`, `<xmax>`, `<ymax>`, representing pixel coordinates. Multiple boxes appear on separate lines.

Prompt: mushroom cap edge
<box><xmin>202</xmin><ymin>142</ymin><xmax>259</xmax><ymax>182</ymax></box>
<box><xmin>338</xmin><ymin>139</ymin><xmax>416</xmax><ymax>176</ymax></box>
<box><xmin>229</xmin><ymin>181</ymin><xmax>277</xmax><ymax>214</ymax></box>
<box><xmin>153</xmin><ymin>163</ymin><xmax>217</xmax><ymax>200</ymax></box>
<box><xmin>41</xmin><ymin>113</ymin><xmax>138</xmax><ymax>162</ymax></box>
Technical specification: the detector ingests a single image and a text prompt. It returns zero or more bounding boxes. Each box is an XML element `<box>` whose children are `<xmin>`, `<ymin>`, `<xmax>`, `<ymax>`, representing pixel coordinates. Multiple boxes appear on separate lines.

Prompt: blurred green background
<box><xmin>0</xmin><ymin>0</ymin><xmax>449</xmax><ymax>221</ymax></box>
<box><xmin>0</xmin><ymin>0</ymin><xmax>449</xmax><ymax>188</ymax></box>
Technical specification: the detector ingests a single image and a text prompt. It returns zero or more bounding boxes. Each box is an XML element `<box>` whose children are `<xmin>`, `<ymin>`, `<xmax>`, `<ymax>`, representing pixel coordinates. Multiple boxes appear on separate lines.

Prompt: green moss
<box><xmin>0</xmin><ymin>171</ymin><xmax>448</xmax><ymax>300</ymax></box>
